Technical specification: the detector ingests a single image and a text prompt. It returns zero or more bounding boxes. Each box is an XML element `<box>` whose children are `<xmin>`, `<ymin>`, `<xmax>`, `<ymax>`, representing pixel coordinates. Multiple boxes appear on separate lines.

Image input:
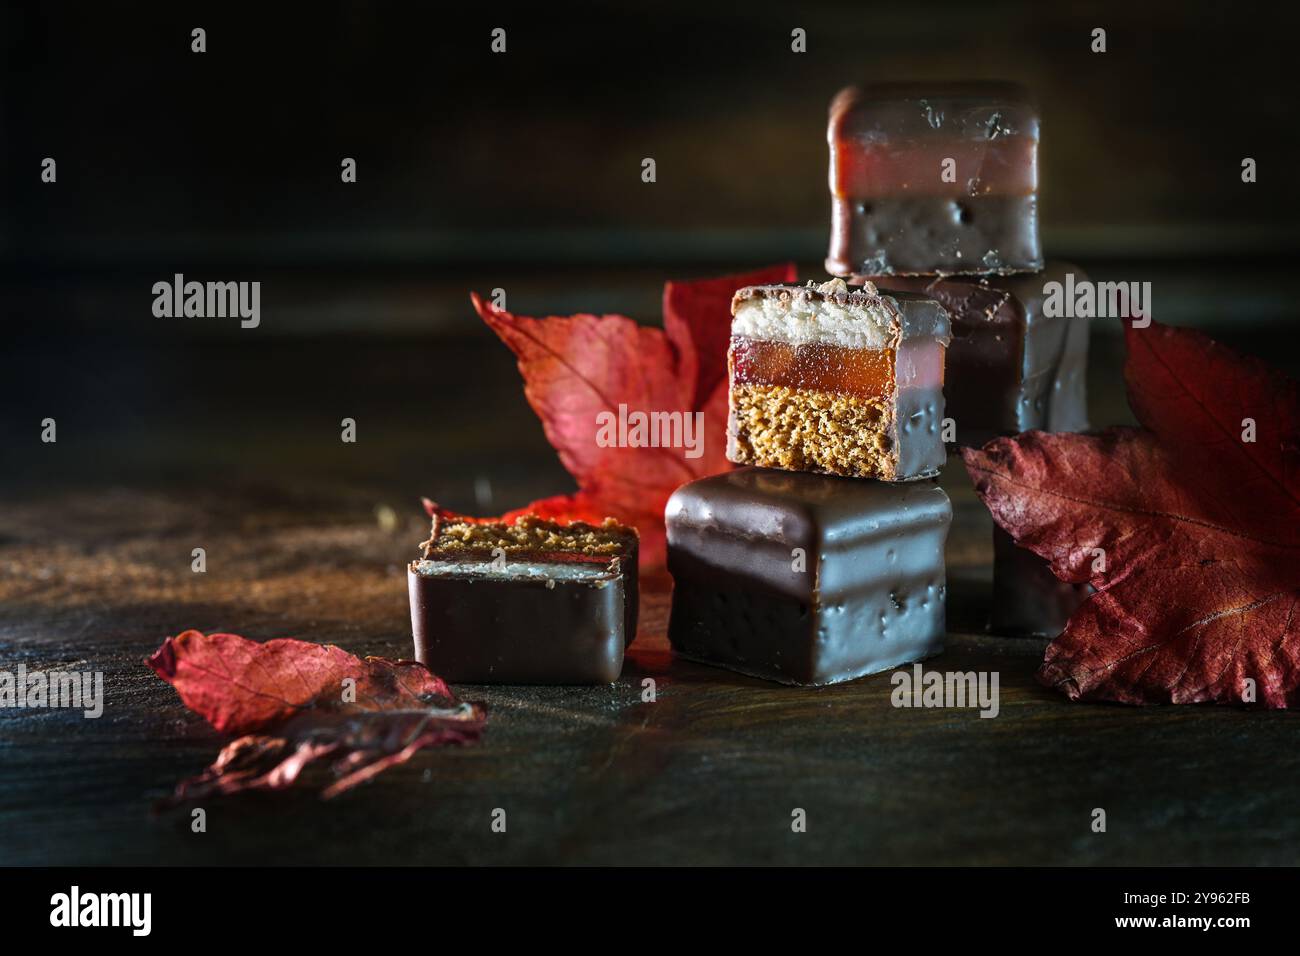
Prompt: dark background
<box><xmin>2</xmin><ymin>1</ymin><xmax>1300</xmax><ymax>868</ymax></box>
<box><xmin>5</xmin><ymin>0</ymin><xmax>1299</xmax><ymax>271</ymax></box>
<box><xmin>4</xmin><ymin>0</ymin><xmax>1299</xmax><ymax>499</ymax></box>
<box><xmin>4</xmin><ymin>1</ymin><xmax>1299</xmax><ymax>492</ymax></box>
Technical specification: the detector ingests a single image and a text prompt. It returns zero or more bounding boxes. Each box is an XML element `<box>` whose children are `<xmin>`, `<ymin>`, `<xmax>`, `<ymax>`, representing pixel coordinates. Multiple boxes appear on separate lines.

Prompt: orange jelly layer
<box><xmin>730</xmin><ymin>337</ymin><xmax>896</xmax><ymax>399</ymax></box>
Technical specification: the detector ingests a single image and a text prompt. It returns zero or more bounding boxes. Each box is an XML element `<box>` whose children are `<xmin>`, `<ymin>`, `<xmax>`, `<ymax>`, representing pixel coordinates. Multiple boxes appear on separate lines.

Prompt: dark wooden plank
<box><xmin>2</xmin><ymin>463</ymin><xmax>1297</xmax><ymax>866</ymax></box>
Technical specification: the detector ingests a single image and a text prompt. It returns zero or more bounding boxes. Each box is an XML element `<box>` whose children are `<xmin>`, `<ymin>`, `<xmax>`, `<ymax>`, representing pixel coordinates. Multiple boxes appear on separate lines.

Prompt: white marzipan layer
<box><xmin>731</xmin><ymin>286</ymin><xmax>894</xmax><ymax>350</ymax></box>
<box><xmin>413</xmin><ymin>559</ymin><xmax>615</xmax><ymax>583</ymax></box>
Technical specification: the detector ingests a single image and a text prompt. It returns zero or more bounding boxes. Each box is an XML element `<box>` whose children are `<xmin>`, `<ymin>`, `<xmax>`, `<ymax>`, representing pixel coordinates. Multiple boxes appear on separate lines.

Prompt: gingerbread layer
<box><xmin>727</xmin><ymin>382</ymin><xmax>895</xmax><ymax>479</ymax></box>
<box><xmin>422</xmin><ymin>514</ymin><xmax>632</xmax><ymax>560</ymax></box>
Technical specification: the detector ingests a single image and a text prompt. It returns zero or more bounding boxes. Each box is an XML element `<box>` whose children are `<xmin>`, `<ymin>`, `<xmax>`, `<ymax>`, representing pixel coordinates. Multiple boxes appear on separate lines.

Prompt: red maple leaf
<box><xmin>472</xmin><ymin>264</ymin><xmax>796</xmax><ymax>568</ymax></box>
<box><xmin>962</xmin><ymin>320</ymin><xmax>1300</xmax><ymax>707</ymax></box>
<box><xmin>147</xmin><ymin>630</ymin><xmax>486</xmax><ymax>801</ymax></box>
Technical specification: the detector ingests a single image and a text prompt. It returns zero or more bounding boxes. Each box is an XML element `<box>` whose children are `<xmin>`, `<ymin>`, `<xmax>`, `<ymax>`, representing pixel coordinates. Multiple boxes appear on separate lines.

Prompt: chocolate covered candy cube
<box><xmin>409</xmin><ymin>511</ymin><xmax>638</xmax><ymax>684</ymax></box>
<box><xmin>872</xmin><ymin>261</ymin><xmax>1090</xmax><ymax>447</ymax></box>
<box><xmin>727</xmin><ymin>279</ymin><xmax>950</xmax><ymax>480</ymax></box>
<box><xmin>826</xmin><ymin>82</ymin><xmax>1042</xmax><ymax>277</ymax></box>
<box><xmin>666</xmin><ymin>467</ymin><xmax>950</xmax><ymax>685</ymax></box>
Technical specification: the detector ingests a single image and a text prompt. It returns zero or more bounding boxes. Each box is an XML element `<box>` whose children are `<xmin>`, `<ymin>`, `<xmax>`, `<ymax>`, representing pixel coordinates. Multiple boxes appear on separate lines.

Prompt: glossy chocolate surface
<box><xmin>418</xmin><ymin>513</ymin><xmax>639</xmax><ymax>651</ymax></box>
<box><xmin>826</xmin><ymin>83</ymin><xmax>1042</xmax><ymax>277</ymax></box>
<box><xmin>871</xmin><ymin>262</ymin><xmax>1090</xmax><ymax>446</ymax></box>
<box><xmin>666</xmin><ymin>467</ymin><xmax>950</xmax><ymax>685</ymax></box>
<box><xmin>409</xmin><ymin>557</ymin><xmax>627</xmax><ymax>684</ymax></box>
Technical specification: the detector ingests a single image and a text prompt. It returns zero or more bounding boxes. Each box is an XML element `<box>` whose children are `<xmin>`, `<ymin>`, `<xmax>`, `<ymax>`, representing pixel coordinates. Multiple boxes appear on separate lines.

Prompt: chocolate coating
<box><xmin>828</xmin><ymin>195</ymin><xmax>1041</xmax><ymax>278</ymax></box>
<box><xmin>990</xmin><ymin>526</ymin><xmax>1091</xmax><ymax>638</ymax></box>
<box><xmin>408</xmin><ymin>559</ymin><xmax>627</xmax><ymax>684</ymax></box>
<box><xmin>871</xmin><ymin>262</ymin><xmax>1090</xmax><ymax>446</ymax></box>
<box><xmin>827</xmin><ymin>82</ymin><xmax>1042</xmax><ymax>277</ymax></box>
<box><xmin>666</xmin><ymin>467</ymin><xmax>950</xmax><ymax>685</ymax></box>
<box><xmin>830</xmin><ymin>82</ymin><xmax>1040</xmax><ymax>145</ymax></box>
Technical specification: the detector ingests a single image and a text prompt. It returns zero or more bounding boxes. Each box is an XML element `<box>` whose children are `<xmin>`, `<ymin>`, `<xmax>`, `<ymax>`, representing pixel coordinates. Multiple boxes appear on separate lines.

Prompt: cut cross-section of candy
<box><xmin>726</xmin><ymin>279</ymin><xmax>950</xmax><ymax>480</ymax></box>
<box><xmin>408</xmin><ymin>509</ymin><xmax>639</xmax><ymax>684</ymax></box>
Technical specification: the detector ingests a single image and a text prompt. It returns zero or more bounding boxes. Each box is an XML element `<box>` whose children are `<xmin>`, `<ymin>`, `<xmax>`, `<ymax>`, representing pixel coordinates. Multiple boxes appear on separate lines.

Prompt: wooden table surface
<box><xmin>2</xmin><ymin>331</ymin><xmax>1297</xmax><ymax>866</ymax></box>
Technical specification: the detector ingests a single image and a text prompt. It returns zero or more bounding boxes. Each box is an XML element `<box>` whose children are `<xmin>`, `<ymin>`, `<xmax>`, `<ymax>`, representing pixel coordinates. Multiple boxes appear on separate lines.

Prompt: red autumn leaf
<box><xmin>147</xmin><ymin>630</ymin><xmax>485</xmax><ymax>801</ymax></box>
<box><xmin>472</xmin><ymin>265</ymin><xmax>794</xmax><ymax>568</ymax></box>
<box><xmin>962</xmin><ymin>320</ymin><xmax>1300</xmax><ymax>707</ymax></box>
<box><xmin>664</xmin><ymin>264</ymin><xmax>798</xmax><ymax>408</ymax></box>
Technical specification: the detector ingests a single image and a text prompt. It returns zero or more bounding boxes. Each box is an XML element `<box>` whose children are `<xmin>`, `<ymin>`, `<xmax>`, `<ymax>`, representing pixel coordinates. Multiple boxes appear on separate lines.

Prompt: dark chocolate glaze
<box><xmin>408</xmin><ymin>559</ymin><xmax>627</xmax><ymax>684</ymax></box>
<box><xmin>826</xmin><ymin>82</ymin><xmax>1041</xmax><ymax>277</ymax></box>
<box><xmin>420</xmin><ymin>522</ymin><xmax>639</xmax><ymax>644</ymax></box>
<box><xmin>990</xmin><ymin>526</ymin><xmax>1092</xmax><ymax>638</ymax></box>
<box><xmin>869</xmin><ymin>262</ymin><xmax>1090</xmax><ymax>446</ymax></box>
<box><xmin>665</xmin><ymin>467</ymin><xmax>950</xmax><ymax>685</ymax></box>
<box><xmin>830</xmin><ymin>82</ymin><xmax>1040</xmax><ymax>142</ymax></box>
<box><xmin>894</xmin><ymin>365</ymin><xmax>947</xmax><ymax>480</ymax></box>
<box><xmin>827</xmin><ymin>195</ymin><xmax>1042</xmax><ymax>278</ymax></box>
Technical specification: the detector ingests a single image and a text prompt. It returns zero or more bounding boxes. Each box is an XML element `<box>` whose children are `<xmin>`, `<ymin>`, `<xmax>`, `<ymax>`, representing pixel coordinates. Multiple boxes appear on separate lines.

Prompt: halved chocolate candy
<box><xmin>408</xmin><ymin>509</ymin><xmax>638</xmax><ymax>684</ymax></box>
<box><xmin>726</xmin><ymin>279</ymin><xmax>950</xmax><ymax>480</ymax></box>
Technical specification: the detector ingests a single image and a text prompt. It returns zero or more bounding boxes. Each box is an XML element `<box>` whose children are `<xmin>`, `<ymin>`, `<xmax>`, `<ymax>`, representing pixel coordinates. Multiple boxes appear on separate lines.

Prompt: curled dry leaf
<box><xmin>962</xmin><ymin>320</ymin><xmax>1300</xmax><ymax>707</ymax></box>
<box><xmin>471</xmin><ymin>264</ymin><xmax>796</xmax><ymax>569</ymax></box>
<box><xmin>147</xmin><ymin>630</ymin><xmax>485</xmax><ymax>802</ymax></box>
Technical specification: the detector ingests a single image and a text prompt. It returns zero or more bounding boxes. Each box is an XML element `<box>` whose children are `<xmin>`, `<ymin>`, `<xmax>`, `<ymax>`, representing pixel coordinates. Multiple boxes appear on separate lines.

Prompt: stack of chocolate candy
<box><xmin>666</xmin><ymin>83</ymin><xmax>1093</xmax><ymax>685</ymax></box>
<box><xmin>665</xmin><ymin>279</ymin><xmax>955</xmax><ymax>684</ymax></box>
<box><xmin>415</xmin><ymin>83</ymin><xmax>1089</xmax><ymax>689</ymax></box>
<box><xmin>826</xmin><ymin>82</ymin><xmax>1091</xmax><ymax>637</ymax></box>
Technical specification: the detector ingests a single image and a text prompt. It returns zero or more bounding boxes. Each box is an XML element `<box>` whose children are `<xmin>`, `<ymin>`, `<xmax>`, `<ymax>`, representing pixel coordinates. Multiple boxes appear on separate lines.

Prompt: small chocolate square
<box><xmin>826</xmin><ymin>82</ymin><xmax>1042</xmax><ymax>277</ymax></box>
<box><xmin>408</xmin><ymin>510</ymin><xmax>638</xmax><ymax>684</ymax></box>
<box><xmin>666</xmin><ymin>467</ymin><xmax>950</xmax><ymax>685</ymax></box>
<box><xmin>409</xmin><ymin>558</ymin><xmax>627</xmax><ymax>684</ymax></box>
